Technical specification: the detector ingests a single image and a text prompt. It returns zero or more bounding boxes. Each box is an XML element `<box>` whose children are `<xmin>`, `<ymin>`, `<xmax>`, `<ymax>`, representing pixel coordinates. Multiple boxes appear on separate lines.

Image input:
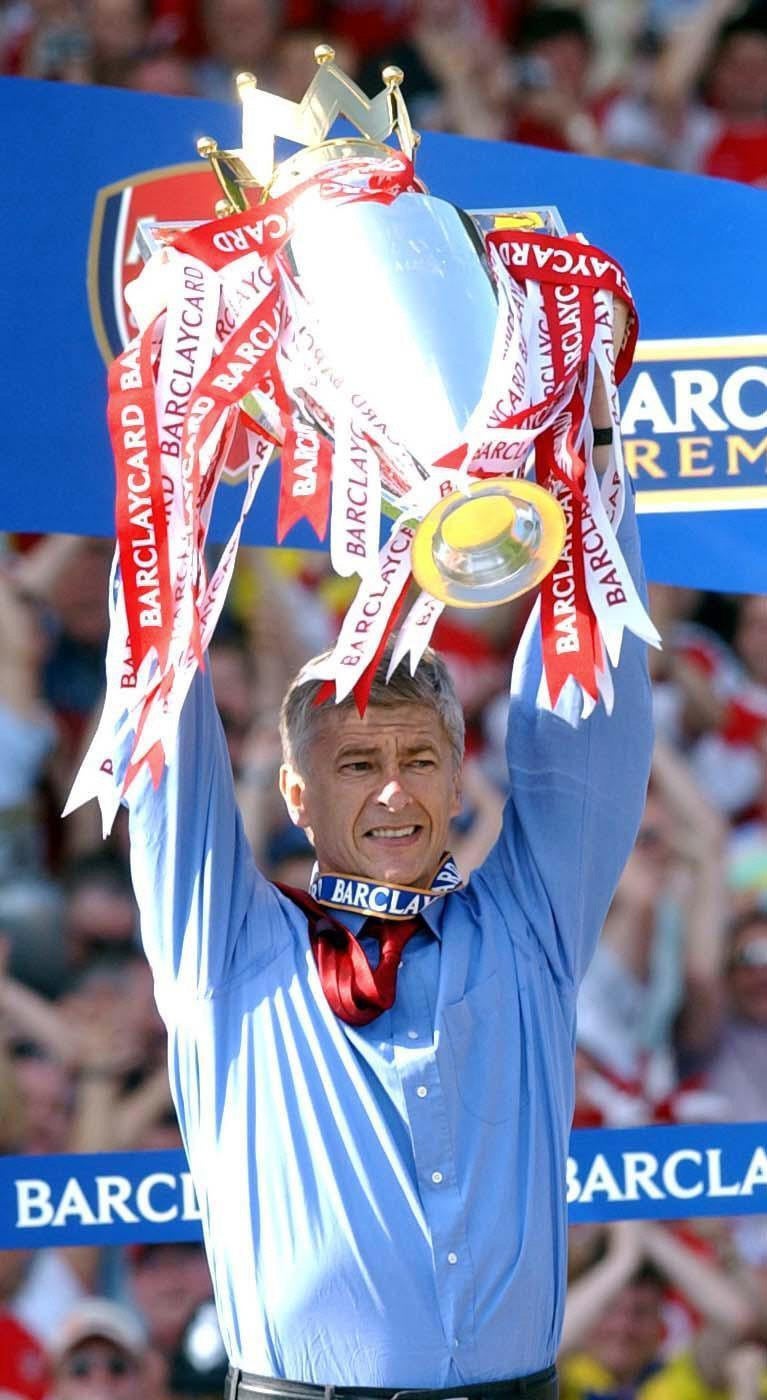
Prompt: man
<box><xmin>48</xmin><ymin>1299</ymin><xmax>147</xmax><ymax>1400</ymax></box>
<box><xmin>123</xmin><ymin>469</ymin><xmax>652</xmax><ymax>1397</ymax></box>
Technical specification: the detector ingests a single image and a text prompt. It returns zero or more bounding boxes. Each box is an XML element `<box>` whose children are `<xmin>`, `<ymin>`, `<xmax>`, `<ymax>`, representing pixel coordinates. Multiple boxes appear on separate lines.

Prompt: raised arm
<box><xmin>476</xmin><ymin>487</ymin><xmax>654</xmax><ymax>986</ymax></box>
<box><xmin>124</xmin><ymin>664</ymin><xmax>290</xmax><ymax>1002</ymax></box>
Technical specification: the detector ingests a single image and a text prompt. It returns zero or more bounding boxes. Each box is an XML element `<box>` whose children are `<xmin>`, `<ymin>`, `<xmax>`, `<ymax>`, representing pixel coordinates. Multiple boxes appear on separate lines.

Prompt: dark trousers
<box><xmin>225</xmin><ymin>1368</ymin><xmax>558</xmax><ymax>1400</ymax></box>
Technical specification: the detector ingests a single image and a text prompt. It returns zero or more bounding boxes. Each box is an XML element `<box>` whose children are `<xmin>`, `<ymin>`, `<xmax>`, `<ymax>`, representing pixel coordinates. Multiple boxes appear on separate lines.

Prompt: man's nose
<box><xmin>375</xmin><ymin>778</ymin><xmax>410</xmax><ymax>810</ymax></box>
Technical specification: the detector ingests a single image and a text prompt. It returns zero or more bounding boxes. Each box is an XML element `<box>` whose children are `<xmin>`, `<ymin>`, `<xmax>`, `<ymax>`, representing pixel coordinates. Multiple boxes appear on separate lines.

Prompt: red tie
<box><xmin>313</xmin><ymin>916</ymin><xmax>421</xmax><ymax>1026</ymax></box>
<box><xmin>275</xmin><ymin>883</ymin><xmax>422</xmax><ymax>1026</ymax></box>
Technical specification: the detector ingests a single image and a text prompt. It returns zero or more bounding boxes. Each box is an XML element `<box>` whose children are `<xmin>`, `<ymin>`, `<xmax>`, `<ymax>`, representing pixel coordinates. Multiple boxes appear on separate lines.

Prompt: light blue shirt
<box><xmin>126</xmin><ymin>496</ymin><xmax>652</xmax><ymax>1386</ymax></box>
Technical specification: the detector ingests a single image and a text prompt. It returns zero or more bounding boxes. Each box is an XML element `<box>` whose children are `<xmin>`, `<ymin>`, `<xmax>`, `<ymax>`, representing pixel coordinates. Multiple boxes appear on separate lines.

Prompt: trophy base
<box><xmin>411</xmin><ymin>479</ymin><xmax>566</xmax><ymax>608</ymax></box>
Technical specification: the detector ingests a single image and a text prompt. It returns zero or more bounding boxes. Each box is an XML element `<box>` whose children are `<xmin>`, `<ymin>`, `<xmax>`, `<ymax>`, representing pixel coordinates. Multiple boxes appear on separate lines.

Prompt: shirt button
<box><xmin>416</xmin><ymin>1086</ymin><xmax>428</xmax><ymax>1098</ymax></box>
<box><xmin>407</xmin><ymin>1030</ymin><xmax>418</xmax><ymax>1040</ymax></box>
<box><xmin>447</xmin><ymin>1252</ymin><xmax>458</xmax><ymax>1264</ymax></box>
<box><xmin>431</xmin><ymin>1170</ymin><xmax>443</xmax><ymax>1184</ymax></box>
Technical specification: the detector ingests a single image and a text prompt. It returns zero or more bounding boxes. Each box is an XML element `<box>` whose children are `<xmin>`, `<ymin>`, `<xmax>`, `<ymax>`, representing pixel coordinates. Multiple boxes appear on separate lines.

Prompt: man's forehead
<box><xmin>314</xmin><ymin>702</ymin><xmax>446</xmax><ymax>748</ymax></box>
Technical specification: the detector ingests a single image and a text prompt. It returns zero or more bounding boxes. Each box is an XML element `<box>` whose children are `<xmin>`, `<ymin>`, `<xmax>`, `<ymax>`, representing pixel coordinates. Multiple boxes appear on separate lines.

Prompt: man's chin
<box><xmin>360</xmin><ymin>855</ymin><xmax>431</xmax><ymax>889</ymax></box>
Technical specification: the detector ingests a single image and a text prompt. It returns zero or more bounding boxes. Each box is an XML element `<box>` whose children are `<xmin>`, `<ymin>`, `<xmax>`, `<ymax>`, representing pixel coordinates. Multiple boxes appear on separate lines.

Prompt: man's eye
<box><xmin>341</xmin><ymin>760</ymin><xmax>372</xmax><ymax>773</ymax></box>
<box><xmin>409</xmin><ymin>758</ymin><xmax>435</xmax><ymax>769</ymax></box>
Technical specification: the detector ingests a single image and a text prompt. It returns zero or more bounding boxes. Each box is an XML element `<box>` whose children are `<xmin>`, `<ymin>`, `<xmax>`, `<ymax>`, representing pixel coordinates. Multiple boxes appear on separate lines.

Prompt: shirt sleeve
<box><xmin>124</xmin><ymin>666</ymin><xmax>291</xmax><ymax>1001</ymax></box>
<box><xmin>474</xmin><ymin>487</ymin><xmax>653</xmax><ymax>988</ymax></box>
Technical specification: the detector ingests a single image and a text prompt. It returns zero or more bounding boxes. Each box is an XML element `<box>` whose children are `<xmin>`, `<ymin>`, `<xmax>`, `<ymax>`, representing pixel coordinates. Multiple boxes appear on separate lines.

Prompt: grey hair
<box><xmin>279</xmin><ymin>643</ymin><xmax>465</xmax><ymax>775</ymax></box>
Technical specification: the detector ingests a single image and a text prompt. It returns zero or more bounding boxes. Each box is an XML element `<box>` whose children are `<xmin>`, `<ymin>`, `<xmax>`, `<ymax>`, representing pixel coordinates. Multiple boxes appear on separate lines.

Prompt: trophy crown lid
<box><xmin>197</xmin><ymin>44</ymin><xmax>418</xmax><ymax>208</ymax></box>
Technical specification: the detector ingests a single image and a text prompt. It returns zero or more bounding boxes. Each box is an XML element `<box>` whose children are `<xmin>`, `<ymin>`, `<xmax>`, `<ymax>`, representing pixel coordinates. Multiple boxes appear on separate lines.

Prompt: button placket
<box><xmin>390</xmin><ymin>939</ymin><xmax>476</xmax><ymax>1356</ymax></box>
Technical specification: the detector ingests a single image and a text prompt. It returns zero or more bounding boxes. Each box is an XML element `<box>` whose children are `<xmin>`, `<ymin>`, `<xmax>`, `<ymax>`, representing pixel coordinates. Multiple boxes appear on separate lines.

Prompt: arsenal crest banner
<box><xmin>2</xmin><ymin>77</ymin><xmax>767</xmax><ymax>594</ymax></box>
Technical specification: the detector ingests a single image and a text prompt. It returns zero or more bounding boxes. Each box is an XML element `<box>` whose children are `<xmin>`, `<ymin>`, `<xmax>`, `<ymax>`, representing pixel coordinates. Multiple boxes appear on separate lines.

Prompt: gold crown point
<box><xmin>215</xmin><ymin>198</ymin><xmax>235</xmax><ymax>218</ymax></box>
<box><xmin>210</xmin><ymin>42</ymin><xmax>417</xmax><ymax>195</ymax></box>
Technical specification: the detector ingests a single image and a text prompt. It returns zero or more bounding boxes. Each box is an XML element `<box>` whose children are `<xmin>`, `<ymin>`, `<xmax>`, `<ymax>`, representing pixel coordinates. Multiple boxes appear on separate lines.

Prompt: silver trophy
<box><xmin>138</xmin><ymin>47</ymin><xmax>569</xmax><ymax>608</ymax></box>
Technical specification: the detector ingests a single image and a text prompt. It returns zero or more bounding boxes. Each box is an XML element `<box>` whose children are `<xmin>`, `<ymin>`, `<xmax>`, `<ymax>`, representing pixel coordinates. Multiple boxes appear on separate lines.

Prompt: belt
<box><xmin>225</xmin><ymin>1369</ymin><xmax>558</xmax><ymax>1400</ymax></box>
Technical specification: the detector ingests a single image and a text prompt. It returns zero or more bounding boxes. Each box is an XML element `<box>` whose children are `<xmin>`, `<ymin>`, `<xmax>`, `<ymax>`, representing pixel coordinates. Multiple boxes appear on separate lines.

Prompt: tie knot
<box><xmin>370</xmin><ymin>916</ymin><xmax>422</xmax><ymax>962</ymax></box>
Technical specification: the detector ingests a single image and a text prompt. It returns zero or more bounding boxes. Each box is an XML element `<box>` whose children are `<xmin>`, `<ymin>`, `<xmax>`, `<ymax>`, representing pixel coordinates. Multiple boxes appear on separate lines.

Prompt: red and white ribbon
<box><xmin>67</xmin><ymin>163</ymin><xmax>658</xmax><ymax>833</ymax></box>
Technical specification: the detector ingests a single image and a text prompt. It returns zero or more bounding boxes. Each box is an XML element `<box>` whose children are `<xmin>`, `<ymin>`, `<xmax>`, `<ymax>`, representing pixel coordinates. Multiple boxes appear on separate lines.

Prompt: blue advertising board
<box><xmin>2</xmin><ymin>1123</ymin><xmax>766</xmax><ymax>1248</ymax></box>
<box><xmin>2</xmin><ymin>77</ymin><xmax>767</xmax><ymax>592</ymax></box>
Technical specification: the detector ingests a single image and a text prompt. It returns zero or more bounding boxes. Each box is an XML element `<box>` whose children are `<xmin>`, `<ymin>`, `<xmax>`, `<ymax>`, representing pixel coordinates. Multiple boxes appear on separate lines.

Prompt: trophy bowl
<box><xmin>271</xmin><ymin>180</ymin><xmax>568</xmax><ymax>606</ymax></box>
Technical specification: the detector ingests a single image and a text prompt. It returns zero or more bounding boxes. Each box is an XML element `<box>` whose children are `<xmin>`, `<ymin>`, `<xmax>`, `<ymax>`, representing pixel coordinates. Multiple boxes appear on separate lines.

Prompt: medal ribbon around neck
<box><xmin>310</xmin><ymin>853</ymin><xmax>462</xmax><ymax>920</ymax></box>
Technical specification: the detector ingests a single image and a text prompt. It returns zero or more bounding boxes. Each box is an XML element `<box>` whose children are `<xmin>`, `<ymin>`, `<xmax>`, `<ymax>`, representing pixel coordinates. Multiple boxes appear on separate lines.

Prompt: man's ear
<box><xmin>279</xmin><ymin>762</ymin><xmax>310</xmax><ymax>830</ymax></box>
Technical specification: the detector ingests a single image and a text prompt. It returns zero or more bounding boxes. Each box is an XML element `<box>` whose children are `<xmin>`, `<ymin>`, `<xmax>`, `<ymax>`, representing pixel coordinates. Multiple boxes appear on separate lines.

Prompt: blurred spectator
<box><xmin>62</xmin><ymin>851</ymin><xmax>137</xmax><ymax>972</ymax></box>
<box><xmin>271</xmin><ymin>27</ymin><xmax>357</xmax><ymax>101</ymax></box>
<box><xmin>316</xmin><ymin>0</ymin><xmax>523</xmax><ymax>62</ymax></box>
<box><xmin>575</xmin><ymin>737</ymin><xmax>728</xmax><ymax>1125</ymax></box>
<box><xmin>82</xmin><ymin>0</ymin><xmax>151</xmax><ymax>87</ymax></box>
<box><xmin>560</xmin><ymin>1219</ymin><xmax>760</xmax><ymax>1397</ymax></box>
<box><xmin>0</xmin><ymin>543</ymin><xmax>66</xmax><ymax>995</ymax></box>
<box><xmin>127</xmin><ymin>1244</ymin><xmax>213</xmax><ymax>1359</ymax></box>
<box><xmin>653</xmin><ymin>0</ymin><xmax>767</xmax><ymax>185</ymax></box>
<box><xmin>358</xmin><ymin>0</ymin><xmax>516</xmax><ymax>137</ymax></box>
<box><xmin>0</xmin><ymin>1037</ymin><xmax>23</xmax><ymax>1153</ymax></box>
<box><xmin>48</xmin><ymin>1298</ymin><xmax>148</xmax><ymax>1400</ymax></box>
<box><xmin>700</xmin><ymin>595</ymin><xmax>767</xmax><ymax>820</ymax></box>
<box><xmin>123</xmin><ymin>43</ymin><xmax>199</xmax><ymax>93</ymax></box>
<box><xmin>41</xmin><ymin>540</ymin><xmax>111</xmax><ymax>772</ymax></box>
<box><xmin>510</xmin><ymin>5</ymin><xmax>603</xmax><ymax>154</ymax></box>
<box><xmin>2</xmin><ymin>0</ymin><xmax>92</xmax><ymax>81</ymax></box>
<box><xmin>0</xmin><ymin>543</ymin><xmax>60</xmax><ymax>879</ymax></box>
<box><xmin>687</xmin><ymin>908</ymin><xmax>767</xmax><ymax>1120</ymax></box>
<box><xmin>293</xmin><ymin>0</ymin><xmax>409</xmax><ymax>59</ymax></box>
<box><xmin>194</xmin><ymin>0</ymin><xmax>282</xmax><ymax>103</ymax></box>
<box><xmin>11</xmin><ymin>1047</ymin><xmax>74</xmax><ymax>1156</ymax></box>
<box><xmin>648</xmin><ymin>582</ymin><xmax>738</xmax><ymax>749</ymax></box>
<box><xmin>654</xmin><ymin>593</ymin><xmax>767</xmax><ymax>824</ymax></box>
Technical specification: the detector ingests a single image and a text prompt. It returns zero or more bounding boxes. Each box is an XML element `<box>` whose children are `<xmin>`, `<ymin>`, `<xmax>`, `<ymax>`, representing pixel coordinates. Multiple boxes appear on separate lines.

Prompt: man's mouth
<box><xmin>365</xmin><ymin>825</ymin><xmax>419</xmax><ymax>840</ymax></box>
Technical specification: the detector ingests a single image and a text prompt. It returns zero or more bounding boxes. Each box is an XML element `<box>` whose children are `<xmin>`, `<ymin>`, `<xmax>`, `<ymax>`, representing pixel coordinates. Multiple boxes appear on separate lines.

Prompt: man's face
<box><xmin>587</xmin><ymin>1281</ymin><xmax>664</xmax><ymax>1384</ymax></box>
<box><xmin>54</xmin><ymin>1340</ymin><xmax>142</xmax><ymax>1400</ymax></box>
<box><xmin>281</xmin><ymin>703</ymin><xmax>462</xmax><ymax>889</ymax></box>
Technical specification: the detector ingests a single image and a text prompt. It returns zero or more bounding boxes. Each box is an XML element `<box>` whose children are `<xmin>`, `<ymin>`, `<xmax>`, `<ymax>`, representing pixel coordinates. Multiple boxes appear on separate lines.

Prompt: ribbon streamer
<box><xmin>67</xmin><ymin>160</ymin><xmax>659</xmax><ymax>832</ymax></box>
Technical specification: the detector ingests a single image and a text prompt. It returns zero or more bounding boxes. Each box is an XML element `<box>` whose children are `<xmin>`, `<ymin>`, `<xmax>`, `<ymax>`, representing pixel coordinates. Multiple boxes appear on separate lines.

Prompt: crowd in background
<box><xmin>3</xmin><ymin>0</ymin><xmax>767</xmax><ymax>1396</ymax></box>
<box><xmin>4</xmin><ymin>0</ymin><xmax>767</xmax><ymax>180</ymax></box>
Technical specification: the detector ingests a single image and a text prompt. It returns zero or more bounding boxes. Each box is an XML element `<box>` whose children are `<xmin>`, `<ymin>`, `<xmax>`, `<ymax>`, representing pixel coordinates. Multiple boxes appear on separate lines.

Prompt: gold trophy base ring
<box><xmin>411</xmin><ymin>478</ymin><xmax>567</xmax><ymax>608</ymax></box>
